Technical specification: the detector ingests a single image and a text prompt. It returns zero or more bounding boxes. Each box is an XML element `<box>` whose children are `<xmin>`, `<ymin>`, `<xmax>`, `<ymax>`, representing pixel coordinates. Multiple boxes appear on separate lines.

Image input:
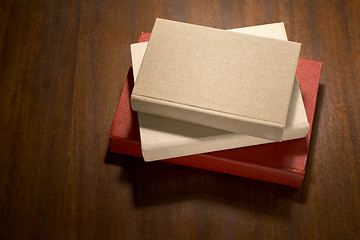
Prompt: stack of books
<box><xmin>109</xmin><ymin>19</ymin><xmax>322</xmax><ymax>188</ymax></box>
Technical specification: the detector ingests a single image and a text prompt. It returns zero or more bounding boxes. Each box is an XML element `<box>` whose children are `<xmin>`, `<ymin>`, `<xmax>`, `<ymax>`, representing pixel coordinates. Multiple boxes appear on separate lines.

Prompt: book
<box><xmin>131</xmin><ymin>23</ymin><xmax>309</xmax><ymax>161</ymax></box>
<box><xmin>131</xmin><ymin>18</ymin><xmax>301</xmax><ymax>141</ymax></box>
<box><xmin>109</xmin><ymin>55</ymin><xmax>321</xmax><ymax>188</ymax></box>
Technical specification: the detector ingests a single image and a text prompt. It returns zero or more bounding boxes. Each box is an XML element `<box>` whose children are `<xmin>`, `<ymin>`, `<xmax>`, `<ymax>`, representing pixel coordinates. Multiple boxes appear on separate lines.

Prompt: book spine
<box><xmin>109</xmin><ymin>137</ymin><xmax>142</xmax><ymax>157</ymax></box>
<box><xmin>131</xmin><ymin>94</ymin><xmax>285</xmax><ymax>141</ymax></box>
<box><xmin>282</xmin><ymin>123</ymin><xmax>310</xmax><ymax>140</ymax></box>
<box><xmin>163</xmin><ymin>154</ymin><xmax>304</xmax><ymax>188</ymax></box>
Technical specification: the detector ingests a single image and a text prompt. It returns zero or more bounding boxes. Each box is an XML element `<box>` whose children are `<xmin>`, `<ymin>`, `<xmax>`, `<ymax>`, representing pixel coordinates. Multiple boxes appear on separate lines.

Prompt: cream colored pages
<box><xmin>131</xmin><ymin>18</ymin><xmax>301</xmax><ymax>141</ymax></box>
<box><xmin>131</xmin><ymin>23</ymin><xmax>309</xmax><ymax>162</ymax></box>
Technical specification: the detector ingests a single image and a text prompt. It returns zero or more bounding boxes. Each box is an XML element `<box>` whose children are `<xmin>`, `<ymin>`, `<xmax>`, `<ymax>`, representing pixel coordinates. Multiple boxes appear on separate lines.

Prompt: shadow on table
<box><xmin>105</xmin><ymin>83</ymin><xmax>324</xmax><ymax>219</ymax></box>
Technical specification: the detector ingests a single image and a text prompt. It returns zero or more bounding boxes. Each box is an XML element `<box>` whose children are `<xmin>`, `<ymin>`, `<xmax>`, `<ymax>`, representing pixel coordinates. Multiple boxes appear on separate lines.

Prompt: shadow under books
<box><xmin>105</xmin><ymin>83</ymin><xmax>324</xmax><ymax>219</ymax></box>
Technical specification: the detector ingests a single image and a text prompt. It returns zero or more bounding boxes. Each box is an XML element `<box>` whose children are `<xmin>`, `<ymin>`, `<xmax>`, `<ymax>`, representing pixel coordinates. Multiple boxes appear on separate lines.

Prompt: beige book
<box><xmin>131</xmin><ymin>18</ymin><xmax>301</xmax><ymax>141</ymax></box>
<box><xmin>131</xmin><ymin>23</ymin><xmax>309</xmax><ymax>162</ymax></box>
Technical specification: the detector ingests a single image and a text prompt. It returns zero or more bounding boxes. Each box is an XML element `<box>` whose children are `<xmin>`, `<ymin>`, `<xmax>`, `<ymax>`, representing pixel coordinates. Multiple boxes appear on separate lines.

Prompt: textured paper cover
<box><xmin>131</xmin><ymin>23</ymin><xmax>309</xmax><ymax>161</ymax></box>
<box><xmin>131</xmin><ymin>18</ymin><xmax>301</xmax><ymax>141</ymax></box>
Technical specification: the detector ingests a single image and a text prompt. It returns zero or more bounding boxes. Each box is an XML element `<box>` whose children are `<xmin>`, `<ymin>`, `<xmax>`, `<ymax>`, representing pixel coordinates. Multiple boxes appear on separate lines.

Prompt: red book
<box><xmin>109</xmin><ymin>32</ymin><xmax>321</xmax><ymax>188</ymax></box>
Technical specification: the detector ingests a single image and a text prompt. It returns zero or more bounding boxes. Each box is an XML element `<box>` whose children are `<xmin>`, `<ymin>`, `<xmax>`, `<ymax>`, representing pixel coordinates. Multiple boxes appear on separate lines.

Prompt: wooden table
<box><xmin>1</xmin><ymin>1</ymin><xmax>359</xmax><ymax>239</ymax></box>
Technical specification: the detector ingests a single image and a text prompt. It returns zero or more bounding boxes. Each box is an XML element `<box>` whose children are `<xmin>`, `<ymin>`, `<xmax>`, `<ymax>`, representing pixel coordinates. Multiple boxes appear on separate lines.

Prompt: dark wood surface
<box><xmin>1</xmin><ymin>0</ymin><xmax>359</xmax><ymax>239</ymax></box>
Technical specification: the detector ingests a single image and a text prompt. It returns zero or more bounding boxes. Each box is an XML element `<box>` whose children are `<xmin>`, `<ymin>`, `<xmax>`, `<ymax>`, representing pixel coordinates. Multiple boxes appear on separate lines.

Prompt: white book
<box><xmin>131</xmin><ymin>22</ymin><xmax>309</xmax><ymax>162</ymax></box>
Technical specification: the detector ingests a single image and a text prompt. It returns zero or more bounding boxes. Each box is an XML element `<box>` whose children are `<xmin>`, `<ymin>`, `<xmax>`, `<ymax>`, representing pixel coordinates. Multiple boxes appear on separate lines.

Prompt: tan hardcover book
<box><xmin>131</xmin><ymin>23</ymin><xmax>309</xmax><ymax>161</ymax></box>
<box><xmin>131</xmin><ymin>18</ymin><xmax>301</xmax><ymax>141</ymax></box>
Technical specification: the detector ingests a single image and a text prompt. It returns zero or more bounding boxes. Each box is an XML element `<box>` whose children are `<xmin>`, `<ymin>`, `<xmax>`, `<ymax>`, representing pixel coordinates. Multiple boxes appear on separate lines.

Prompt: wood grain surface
<box><xmin>0</xmin><ymin>0</ymin><xmax>359</xmax><ymax>239</ymax></box>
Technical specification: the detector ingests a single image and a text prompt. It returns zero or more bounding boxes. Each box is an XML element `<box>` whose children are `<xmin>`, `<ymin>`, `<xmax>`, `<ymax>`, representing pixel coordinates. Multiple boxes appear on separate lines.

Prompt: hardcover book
<box><xmin>131</xmin><ymin>18</ymin><xmax>301</xmax><ymax>141</ymax></box>
<box><xmin>131</xmin><ymin>23</ymin><xmax>309</xmax><ymax>161</ymax></box>
<box><xmin>109</xmin><ymin>53</ymin><xmax>321</xmax><ymax>187</ymax></box>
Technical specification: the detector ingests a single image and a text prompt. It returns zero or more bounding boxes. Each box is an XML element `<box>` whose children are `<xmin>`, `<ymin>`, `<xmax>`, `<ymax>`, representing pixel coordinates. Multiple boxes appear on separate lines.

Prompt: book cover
<box><xmin>131</xmin><ymin>23</ymin><xmax>309</xmax><ymax>161</ymax></box>
<box><xmin>131</xmin><ymin>18</ymin><xmax>301</xmax><ymax>141</ymax></box>
<box><xmin>109</xmin><ymin>55</ymin><xmax>321</xmax><ymax>188</ymax></box>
